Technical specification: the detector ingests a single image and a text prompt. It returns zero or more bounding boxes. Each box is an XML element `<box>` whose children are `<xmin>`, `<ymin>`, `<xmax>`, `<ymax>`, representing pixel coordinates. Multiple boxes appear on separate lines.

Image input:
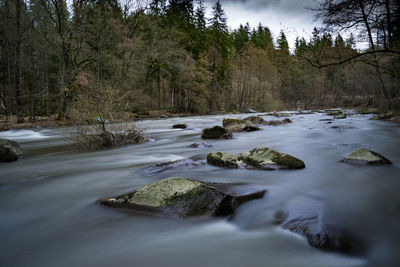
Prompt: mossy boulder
<box><xmin>172</xmin><ymin>123</ymin><xmax>188</xmax><ymax>129</ymax></box>
<box><xmin>0</xmin><ymin>138</ymin><xmax>23</xmax><ymax>162</ymax></box>
<box><xmin>341</xmin><ymin>148</ymin><xmax>392</xmax><ymax>165</ymax></box>
<box><xmin>207</xmin><ymin>147</ymin><xmax>305</xmax><ymax>170</ymax></box>
<box><xmin>244</xmin><ymin>147</ymin><xmax>305</xmax><ymax>170</ymax></box>
<box><xmin>99</xmin><ymin>177</ymin><xmax>266</xmax><ymax>218</ymax></box>
<box><xmin>207</xmin><ymin>152</ymin><xmax>245</xmax><ymax>168</ymax></box>
<box><xmin>201</xmin><ymin>126</ymin><xmax>232</xmax><ymax>139</ymax></box>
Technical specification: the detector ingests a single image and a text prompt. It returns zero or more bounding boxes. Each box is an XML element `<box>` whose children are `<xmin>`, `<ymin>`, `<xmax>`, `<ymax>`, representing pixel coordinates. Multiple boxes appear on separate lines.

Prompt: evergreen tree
<box><xmin>277</xmin><ymin>30</ymin><xmax>289</xmax><ymax>54</ymax></box>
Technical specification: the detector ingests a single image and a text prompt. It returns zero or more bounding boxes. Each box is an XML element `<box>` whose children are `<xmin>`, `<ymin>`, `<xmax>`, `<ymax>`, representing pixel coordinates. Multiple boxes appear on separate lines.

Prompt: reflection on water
<box><xmin>0</xmin><ymin>112</ymin><xmax>399</xmax><ymax>267</ymax></box>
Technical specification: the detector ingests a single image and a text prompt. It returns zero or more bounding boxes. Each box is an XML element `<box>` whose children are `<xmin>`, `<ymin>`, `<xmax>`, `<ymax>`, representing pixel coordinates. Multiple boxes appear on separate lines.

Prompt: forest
<box><xmin>1</xmin><ymin>0</ymin><xmax>399</xmax><ymax>125</ymax></box>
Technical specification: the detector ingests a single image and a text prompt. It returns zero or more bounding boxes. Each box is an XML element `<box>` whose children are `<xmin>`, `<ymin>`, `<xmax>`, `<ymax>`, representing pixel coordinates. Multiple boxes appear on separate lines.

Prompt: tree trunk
<box><xmin>15</xmin><ymin>0</ymin><xmax>24</xmax><ymax>123</ymax></box>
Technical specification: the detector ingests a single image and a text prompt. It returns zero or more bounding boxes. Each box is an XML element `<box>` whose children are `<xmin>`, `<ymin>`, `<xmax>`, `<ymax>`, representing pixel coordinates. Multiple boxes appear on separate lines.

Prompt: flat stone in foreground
<box><xmin>100</xmin><ymin>177</ymin><xmax>266</xmax><ymax>218</ymax></box>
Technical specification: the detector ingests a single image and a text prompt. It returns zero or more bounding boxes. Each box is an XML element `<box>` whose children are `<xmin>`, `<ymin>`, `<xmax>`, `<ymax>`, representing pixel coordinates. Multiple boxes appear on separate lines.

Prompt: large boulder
<box><xmin>143</xmin><ymin>159</ymin><xmax>205</xmax><ymax>173</ymax></box>
<box><xmin>326</xmin><ymin>109</ymin><xmax>343</xmax><ymax>116</ymax></box>
<box><xmin>99</xmin><ymin>177</ymin><xmax>266</xmax><ymax>218</ymax></box>
<box><xmin>207</xmin><ymin>147</ymin><xmax>305</xmax><ymax>170</ymax></box>
<box><xmin>201</xmin><ymin>126</ymin><xmax>232</xmax><ymax>139</ymax></box>
<box><xmin>341</xmin><ymin>148</ymin><xmax>392</xmax><ymax>165</ymax></box>
<box><xmin>0</xmin><ymin>138</ymin><xmax>23</xmax><ymax>162</ymax></box>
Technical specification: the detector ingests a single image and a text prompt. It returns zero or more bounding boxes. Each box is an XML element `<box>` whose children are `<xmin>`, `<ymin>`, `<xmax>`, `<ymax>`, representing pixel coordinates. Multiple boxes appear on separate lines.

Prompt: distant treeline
<box><xmin>1</xmin><ymin>0</ymin><xmax>399</xmax><ymax>123</ymax></box>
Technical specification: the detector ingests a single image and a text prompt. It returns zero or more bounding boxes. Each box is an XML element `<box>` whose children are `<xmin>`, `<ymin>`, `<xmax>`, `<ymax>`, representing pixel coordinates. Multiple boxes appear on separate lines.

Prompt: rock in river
<box><xmin>341</xmin><ymin>148</ymin><xmax>392</xmax><ymax>165</ymax></box>
<box><xmin>282</xmin><ymin>215</ymin><xmax>362</xmax><ymax>254</ymax></box>
<box><xmin>0</xmin><ymin>138</ymin><xmax>23</xmax><ymax>162</ymax></box>
<box><xmin>172</xmin><ymin>123</ymin><xmax>188</xmax><ymax>129</ymax></box>
<box><xmin>99</xmin><ymin>177</ymin><xmax>266</xmax><ymax>218</ymax></box>
<box><xmin>143</xmin><ymin>159</ymin><xmax>205</xmax><ymax>173</ymax></box>
<box><xmin>201</xmin><ymin>126</ymin><xmax>232</xmax><ymax>139</ymax></box>
<box><xmin>244</xmin><ymin>108</ymin><xmax>257</xmax><ymax>113</ymax></box>
<box><xmin>207</xmin><ymin>147</ymin><xmax>305</xmax><ymax>170</ymax></box>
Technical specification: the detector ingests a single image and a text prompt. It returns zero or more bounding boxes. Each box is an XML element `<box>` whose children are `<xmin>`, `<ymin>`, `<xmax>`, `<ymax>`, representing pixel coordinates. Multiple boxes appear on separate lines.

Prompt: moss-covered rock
<box><xmin>244</xmin><ymin>147</ymin><xmax>305</xmax><ymax>170</ymax></box>
<box><xmin>207</xmin><ymin>152</ymin><xmax>244</xmax><ymax>168</ymax></box>
<box><xmin>201</xmin><ymin>126</ymin><xmax>232</xmax><ymax>139</ymax></box>
<box><xmin>99</xmin><ymin>177</ymin><xmax>266</xmax><ymax>218</ymax></box>
<box><xmin>207</xmin><ymin>147</ymin><xmax>305</xmax><ymax>170</ymax></box>
<box><xmin>341</xmin><ymin>148</ymin><xmax>392</xmax><ymax>165</ymax></box>
<box><xmin>172</xmin><ymin>123</ymin><xmax>188</xmax><ymax>129</ymax></box>
<box><xmin>0</xmin><ymin>138</ymin><xmax>23</xmax><ymax>162</ymax></box>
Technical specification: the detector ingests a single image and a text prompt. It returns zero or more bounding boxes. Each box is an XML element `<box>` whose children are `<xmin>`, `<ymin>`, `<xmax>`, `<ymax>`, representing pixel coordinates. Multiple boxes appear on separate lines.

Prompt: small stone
<box><xmin>172</xmin><ymin>123</ymin><xmax>188</xmax><ymax>129</ymax></box>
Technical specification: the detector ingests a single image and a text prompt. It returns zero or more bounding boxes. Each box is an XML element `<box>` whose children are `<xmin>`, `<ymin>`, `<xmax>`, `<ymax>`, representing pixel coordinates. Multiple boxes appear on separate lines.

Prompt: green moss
<box><xmin>128</xmin><ymin>177</ymin><xmax>208</xmax><ymax>207</ymax></box>
<box><xmin>271</xmin><ymin>153</ymin><xmax>305</xmax><ymax>169</ymax></box>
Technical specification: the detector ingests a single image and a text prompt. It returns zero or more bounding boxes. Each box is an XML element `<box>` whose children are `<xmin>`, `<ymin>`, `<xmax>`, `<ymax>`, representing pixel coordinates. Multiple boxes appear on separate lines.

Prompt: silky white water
<box><xmin>0</xmin><ymin>112</ymin><xmax>399</xmax><ymax>267</ymax></box>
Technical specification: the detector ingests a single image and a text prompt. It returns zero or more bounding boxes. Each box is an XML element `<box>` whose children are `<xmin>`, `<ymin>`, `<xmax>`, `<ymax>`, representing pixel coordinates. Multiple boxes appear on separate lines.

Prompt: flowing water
<box><xmin>1</xmin><ymin>112</ymin><xmax>399</xmax><ymax>267</ymax></box>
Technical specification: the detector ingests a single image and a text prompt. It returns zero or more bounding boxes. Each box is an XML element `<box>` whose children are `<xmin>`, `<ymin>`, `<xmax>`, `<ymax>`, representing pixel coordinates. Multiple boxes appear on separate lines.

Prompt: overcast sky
<box><xmin>204</xmin><ymin>0</ymin><xmax>321</xmax><ymax>50</ymax></box>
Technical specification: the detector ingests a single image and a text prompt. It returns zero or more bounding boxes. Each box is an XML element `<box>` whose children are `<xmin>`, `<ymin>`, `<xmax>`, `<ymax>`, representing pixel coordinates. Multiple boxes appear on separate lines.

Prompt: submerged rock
<box><xmin>282</xmin><ymin>215</ymin><xmax>362</xmax><ymax>254</ymax></box>
<box><xmin>0</xmin><ymin>138</ymin><xmax>23</xmax><ymax>162</ymax></box>
<box><xmin>99</xmin><ymin>177</ymin><xmax>266</xmax><ymax>218</ymax></box>
<box><xmin>186</xmin><ymin>142</ymin><xmax>213</xmax><ymax>148</ymax></box>
<box><xmin>341</xmin><ymin>148</ymin><xmax>392</xmax><ymax>165</ymax></box>
<box><xmin>207</xmin><ymin>147</ymin><xmax>305</xmax><ymax>170</ymax></box>
<box><xmin>143</xmin><ymin>159</ymin><xmax>205</xmax><ymax>173</ymax></box>
<box><xmin>201</xmin><ymin>126</ymin><xmax>232</xmax><ymax>139</ymax></box>
<box><xmin>172</xmin><ymin>123</ymin><xmax>188</xmax><ymax>129</ymax></box>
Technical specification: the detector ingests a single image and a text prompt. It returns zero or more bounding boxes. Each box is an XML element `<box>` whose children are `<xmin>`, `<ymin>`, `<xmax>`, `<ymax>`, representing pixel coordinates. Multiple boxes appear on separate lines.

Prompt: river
<box><xmin>0</xmin><ymin>111</ymin><xmax>399</xmax><ymax>267</ymax></box>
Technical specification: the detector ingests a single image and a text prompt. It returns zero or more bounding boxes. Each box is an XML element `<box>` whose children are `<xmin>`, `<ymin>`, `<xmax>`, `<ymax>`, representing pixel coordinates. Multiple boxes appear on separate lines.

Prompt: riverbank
<box><xmin>1</xmin><ymin>107</ymin><xmax>399</xmax><ymax>132</ymax></box>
